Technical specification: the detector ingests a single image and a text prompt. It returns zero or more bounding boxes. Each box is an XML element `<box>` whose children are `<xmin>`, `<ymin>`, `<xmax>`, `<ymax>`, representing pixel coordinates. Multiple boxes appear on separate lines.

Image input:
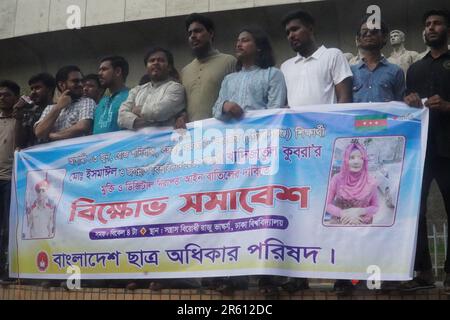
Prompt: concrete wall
<box><xmin>0</xmin><ymin>0</ymin><xmax>324</xmax><ymax>40</ymax></box>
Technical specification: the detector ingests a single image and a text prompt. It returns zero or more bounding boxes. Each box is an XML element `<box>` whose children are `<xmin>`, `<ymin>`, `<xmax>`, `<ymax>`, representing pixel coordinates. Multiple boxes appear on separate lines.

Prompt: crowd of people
<box><xmin>0</xmin><ymin>8</ymin><xmax>449</xmax><ymax>296</ymax></box>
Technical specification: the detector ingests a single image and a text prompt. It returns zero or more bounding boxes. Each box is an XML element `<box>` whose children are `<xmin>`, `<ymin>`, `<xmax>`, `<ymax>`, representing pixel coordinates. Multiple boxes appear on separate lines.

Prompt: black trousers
<box><xmin>0</xmin><ymin>180</ymin><xmax>11</xmax><ymax>278</ymax></box>
<box><xmin>414</xmin><ymin>153</ymin><xmax>450</xmax><ymax>273</ymax></box>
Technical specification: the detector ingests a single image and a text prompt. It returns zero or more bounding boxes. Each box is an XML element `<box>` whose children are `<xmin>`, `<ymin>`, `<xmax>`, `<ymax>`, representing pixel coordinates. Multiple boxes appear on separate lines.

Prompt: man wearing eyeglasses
<box><xmin>34</xmin><ymin>66</ymin><xmax>95</xmax><ymax>142</ymax></box>
<box><xmin>27</xmin><ymin>180</ymin><xmax>55</xmax><ymax>239</ymax></box>
<box><xmin>351</xmin><ymin>18</ymin><xmax>405</xmax><ymax>103</ymax></box>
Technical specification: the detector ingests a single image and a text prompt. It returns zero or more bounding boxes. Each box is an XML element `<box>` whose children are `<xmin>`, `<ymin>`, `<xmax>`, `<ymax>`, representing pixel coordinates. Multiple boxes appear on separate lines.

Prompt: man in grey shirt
<box><xmin>175</xmin><ymin>13</ymin><xmax>236</xmax><ymax>128</ymax></box>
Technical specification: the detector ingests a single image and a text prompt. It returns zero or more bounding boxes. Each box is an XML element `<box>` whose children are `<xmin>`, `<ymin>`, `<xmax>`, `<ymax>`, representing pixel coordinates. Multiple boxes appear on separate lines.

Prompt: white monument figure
<box><xmin>343</xmin><ymin>52</ymin><xmax>355</xmax><ymax>62</ymax></box>
<box><xmin>347</xmin><ymin>36</ymin><xmax>365</xmax><ymax>65</ymax></box>
<box><xmin>388</xmin><ymin>30</ymin><xmax>419</xmax><ymax>74</ymax></box>
<box><xmin>416</xmin><ymin>30</ymin><xmax>431</xmax><ymax>61</ymax></box>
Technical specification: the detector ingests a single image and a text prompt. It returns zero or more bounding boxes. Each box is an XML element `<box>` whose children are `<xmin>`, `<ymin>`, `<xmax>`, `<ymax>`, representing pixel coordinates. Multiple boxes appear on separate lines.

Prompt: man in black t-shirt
<box><xmin>403</xmin><ymin>9</ymin><xmax>450</xmax><ymax>293</ymax></box>
<box><xmin>13</xmin><ymin>73</ymin><xmax>56</xmax><ymax>148</ymax></box>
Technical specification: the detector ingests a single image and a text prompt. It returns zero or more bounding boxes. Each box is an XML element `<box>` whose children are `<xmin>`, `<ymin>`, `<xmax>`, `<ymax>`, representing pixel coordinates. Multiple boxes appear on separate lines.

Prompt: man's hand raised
<box><xmin>56</xmin><ymin>90</ymin><xmax>72</xmax><ymax>110</ymax></box>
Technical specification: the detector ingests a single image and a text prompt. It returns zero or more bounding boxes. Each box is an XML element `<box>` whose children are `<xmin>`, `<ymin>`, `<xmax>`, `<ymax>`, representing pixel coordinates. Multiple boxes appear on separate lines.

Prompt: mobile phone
<box><xmin>21</xmin><ymin>95</ymin><xmax>33</xmax><ymax>105</ymax></box>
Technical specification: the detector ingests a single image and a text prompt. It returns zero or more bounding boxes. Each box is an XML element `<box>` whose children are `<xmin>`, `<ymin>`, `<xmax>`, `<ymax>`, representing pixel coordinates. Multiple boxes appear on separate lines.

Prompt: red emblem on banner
<box><xmin>37</xmin><ymin>251</ymin><xmax>49</xmax><ymax>272</ymax></box>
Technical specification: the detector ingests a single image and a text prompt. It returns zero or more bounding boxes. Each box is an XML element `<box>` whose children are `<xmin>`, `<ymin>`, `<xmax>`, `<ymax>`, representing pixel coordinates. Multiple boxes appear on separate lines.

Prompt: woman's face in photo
<box><xmin>348</xmin><ymin>149</ymin><xmax>364</xmax><ymax>172</ymax></box>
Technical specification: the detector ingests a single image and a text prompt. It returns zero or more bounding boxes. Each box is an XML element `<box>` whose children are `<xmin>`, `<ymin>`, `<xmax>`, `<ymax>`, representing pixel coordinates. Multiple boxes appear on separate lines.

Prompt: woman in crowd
<box><xmin>212</xmin><ymin>26</ymin><xmax>287</xmax><ymax>121</ymax></box>
<box><xmin>210</xmin><ymin>26</ymin><xmax>287</xmax><ymax>296</ymax></box>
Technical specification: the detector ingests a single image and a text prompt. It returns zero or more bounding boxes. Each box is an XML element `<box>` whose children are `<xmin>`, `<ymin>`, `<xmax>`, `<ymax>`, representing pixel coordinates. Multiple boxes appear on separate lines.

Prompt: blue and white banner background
<box><xmin>9</xmin><ymin>103</ymin><xmax>428</xmax><ymax>280</ymax></box>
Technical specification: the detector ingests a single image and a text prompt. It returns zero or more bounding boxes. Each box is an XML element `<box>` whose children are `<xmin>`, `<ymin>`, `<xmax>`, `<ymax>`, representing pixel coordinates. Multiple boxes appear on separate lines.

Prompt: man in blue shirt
<box><xmin>94</xmin><ymin>56</ymin><xmax>130</xmax><ymax>134</ymax></box>
<box><xmin>351</xmin><ymin>18</ymin><xmax>405</xmax><ymax>103</ymax></box>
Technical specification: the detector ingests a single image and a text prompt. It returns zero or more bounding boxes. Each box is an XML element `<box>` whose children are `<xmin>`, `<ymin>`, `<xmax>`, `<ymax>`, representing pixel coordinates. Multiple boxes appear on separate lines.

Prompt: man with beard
<box><xmin>34</xmin><ymin>65</ymin><xmax>95</xmax><ymax>141</ymax></box>
<box><xmin>13</xmin><ymin>73</ymin><xmax>56</xmax><ymax>147</ymax></box>
<box><xmin>351</xmin><ymin>19</ymin><xmax>405</xmax><ymax>103</ymax></box>
<box><xmin>94</xmin><ymin>56</ymin><xmax>129</xmax><ymax>134</ymax></box>
<box><xmin>176</xmin><ymin>13</ymin><xmax>236</xmax><ymax>127</ymax></box>
<box><xmin>281</xmin><ymin>10</ymin><xmax>352</xmax><ymax>108</ymax></box>
<box><xmin>117</xmin><ymin>47</ymin><xmax>185</xmax><ymax>291</ymax></box>
<box><xmin>402</xmin><ymin>9</ymin><xmax>450</xmax><ymax>293</ymax></box>
<box><xmin>118</xmin><ymin>47</ymin><xmax>185</xmax><ymax>130</ymax></box>
<box><xmin>173</xmin><ymin>13</ymin><xmax>236</xmax><ymax>291</ymax></box>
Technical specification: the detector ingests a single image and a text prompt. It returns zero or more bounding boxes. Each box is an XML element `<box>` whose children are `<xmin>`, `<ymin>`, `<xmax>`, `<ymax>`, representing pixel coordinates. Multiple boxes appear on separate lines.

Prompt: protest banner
<box><xmin>9</xmin><ymin>103</ymin><xmax>427</xmax><ymax>281</ymax></box>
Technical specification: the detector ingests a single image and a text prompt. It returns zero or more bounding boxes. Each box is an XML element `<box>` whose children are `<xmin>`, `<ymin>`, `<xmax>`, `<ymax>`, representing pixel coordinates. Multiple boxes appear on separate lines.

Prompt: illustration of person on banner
<box><xmin>26</xmin><ymin>179</ymin><xmax>55</xmax><ymax>239</ymax></box>
<box><xmin>325</xmin><ymin>140</ymin><xmax>379</xmax><ymax>225</ymax></box>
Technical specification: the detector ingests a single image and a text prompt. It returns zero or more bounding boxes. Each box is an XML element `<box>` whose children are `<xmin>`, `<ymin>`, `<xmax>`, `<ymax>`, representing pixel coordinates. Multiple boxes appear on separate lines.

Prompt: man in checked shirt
<box><xmin>34</xmin><ymin>65</ymin><xmax>95</xmax><ymax>142</ymax></box>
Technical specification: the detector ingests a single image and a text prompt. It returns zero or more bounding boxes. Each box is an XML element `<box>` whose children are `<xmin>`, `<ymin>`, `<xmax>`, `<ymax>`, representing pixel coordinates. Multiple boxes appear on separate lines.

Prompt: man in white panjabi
<box><xmin>387</xmin><ymin>30</ymin><xmax>419</xmax><ymax>74</ymax></box>
<box><xmin>28</xmin><ymin>180</ymin><xmax>55</xmax><ymax>239</ymax></box>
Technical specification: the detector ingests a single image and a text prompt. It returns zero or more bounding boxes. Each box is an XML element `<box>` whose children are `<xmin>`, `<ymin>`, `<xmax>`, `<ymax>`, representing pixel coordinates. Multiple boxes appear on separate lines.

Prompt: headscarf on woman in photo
<box><xmin>326</xmin><ymin>142</ymin><xmax>379</xmax><ymax>224</ymax></box>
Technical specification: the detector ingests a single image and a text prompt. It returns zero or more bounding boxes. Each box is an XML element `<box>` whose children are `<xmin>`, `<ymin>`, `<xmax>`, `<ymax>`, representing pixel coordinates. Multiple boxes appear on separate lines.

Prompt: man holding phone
<box><xmin>34</xmin><ymin>66</ymin><xmax>95</xmax><ymax>142</ymax></box>
<box><xmin>13</xmin><ymin>73</ymin><xmax>56</xmax><ymax>147</ymax></box>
